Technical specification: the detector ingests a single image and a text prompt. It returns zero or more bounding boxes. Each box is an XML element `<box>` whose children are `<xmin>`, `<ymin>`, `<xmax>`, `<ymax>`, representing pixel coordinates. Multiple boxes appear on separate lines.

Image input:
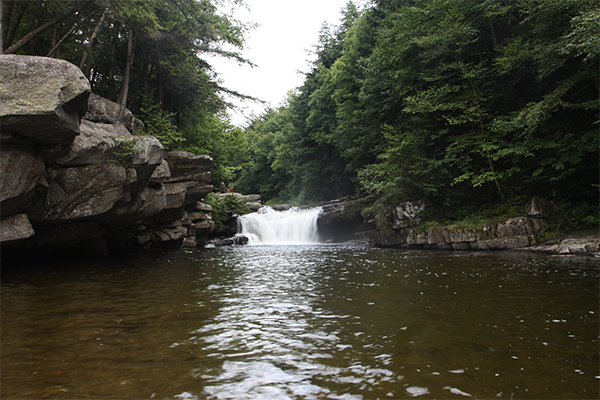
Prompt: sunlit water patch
<box><xmin>1</xmin><ymin>244</ymin><xmax>598</xmax><ymax>399</ymax></box>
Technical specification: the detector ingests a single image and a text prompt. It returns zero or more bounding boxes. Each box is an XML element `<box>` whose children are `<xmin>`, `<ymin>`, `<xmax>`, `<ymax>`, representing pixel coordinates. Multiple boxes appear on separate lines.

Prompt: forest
<box><xmin>236</xmin><ymin>0</ymin><xmax>598</xmax><ymax>228</ymax></box>
<box><xmin>2</xmin><ymin>0</ymin><xmax>598</xmax><ymax>229</ymax></box>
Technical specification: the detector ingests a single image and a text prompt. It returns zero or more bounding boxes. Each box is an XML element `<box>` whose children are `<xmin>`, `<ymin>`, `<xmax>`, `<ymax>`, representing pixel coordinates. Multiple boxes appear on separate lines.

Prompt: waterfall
<box><xmin>237</xmin><ymin>206</ymin><xmax>322</xmax><ymax>245</ymax></box>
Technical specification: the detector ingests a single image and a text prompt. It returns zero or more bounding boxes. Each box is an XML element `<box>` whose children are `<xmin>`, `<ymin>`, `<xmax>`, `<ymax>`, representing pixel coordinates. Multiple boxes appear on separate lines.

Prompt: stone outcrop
<box><xmin>0</xmin><ymin>56</ymin><xmax>215</xmax><ymax>256</ymax></box>
<box><xmin>393</xmin><ymin>200</ymin><xmax>426</xmax><ymax>229</ymax></box>
<box><xmin>369</xmin><ymin>198</ymin><xmax>599</xmax><ymax>254</ymax></box>
<box><xmin>0</xmin><ymin>214</ymin><xmax>35</xmax><ymax>244</ymax></box>
<box><xmin>308</xmin><ymin>197</ymin><xmax>375</xmax><ymax>242</ymax></box>
<box><xmin>84</xmin><ymin>92</ymin><xmax>144</xmax><ymax>133</ymax></box>
<box><xmin>523</xmin><ymin>230</ymin><xmax>600</xmax><ymax>255</ymax></box>
<box><xmin>370</xmin><ymin>216</ymin><xmax>537</xmax><ymax>250</ymax></box>
<box><xmin>209</xmin><ymin>235</ymin><xmax>249</xmax><ymax>247</ymax></box>
<box><xmin>0</xmin><ymin>55</ymin><xmax>90</xmax><ymax>145</ymax></box>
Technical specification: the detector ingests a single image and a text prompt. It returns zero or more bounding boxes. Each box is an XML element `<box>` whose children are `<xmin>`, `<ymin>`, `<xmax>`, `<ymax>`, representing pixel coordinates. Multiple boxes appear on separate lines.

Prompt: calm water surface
<box><xmin>2</xmin><ymin>244</ymin><xmax>598</xmax><ymax>399</ymax></box>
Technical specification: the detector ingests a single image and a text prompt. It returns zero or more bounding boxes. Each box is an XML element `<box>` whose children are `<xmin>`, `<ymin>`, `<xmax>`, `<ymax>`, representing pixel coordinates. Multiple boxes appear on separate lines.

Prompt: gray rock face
<box><xmin>149</xmin><ymin>160</ymin><xmax>171</xmax><ymax>183</ymax></box>
<box><xmin>84</xmin><ymin>92</ymin><xmax>143</xmax><ymax>133</ymax></box>
<box><xmin>106</xmin><ymin>185</ymin><xmax>167</xmax><ymax>222</ymax></box>
<box><xmin>164</xmin><ymin>183</ymin><xmax>187</xmax><ymax>209</ymax></box>
<box><xmin>0</xmin><ymin>214</ymin><xmax>35</xmax><ymax>243</ymax></box>
<box><xmin>166</xmin><ymin>151</ymin><xmax>213</xmax><ymax>182</ymax></box>
<box><xmin>393</xmin><ymin>200</ymin><xmax>426</xmax><ymax>229</ymax></box>
<box><xmin>0</xmin><ymin>55</ymin><xmax>90</xmax><ymax>145</ymax></box>
<box><xmin>0</xmin><ymin>143</ymin><xmax>45</xmax><ymax>214</ymax></box>
<box><xmin>129</xmin><ymin>136</ymin><xmax>164</xmax><ymax>195</ymax></box>
<box><xmin>526</xmin><ymin>196</ymin><xmax>551</xmax><ymax>218</ymax></box>
<box><xmin>371</xmin><ymin>216</ymin><xmax>537</xmax><ymax>251</ymax></box>
<box><xmin>54</xmin><ymin>120</ymin><xmax>132</xmax><ymax>166</ymax></box>
<box><xmin>0</xmin><ymin>56</ymin><xmax>216</xmax><ymax>253</ymax></box>
<box><xmin>29</xmin><ymin>164</ymin><xmax>128</xmax><ymax>221</ymax></box>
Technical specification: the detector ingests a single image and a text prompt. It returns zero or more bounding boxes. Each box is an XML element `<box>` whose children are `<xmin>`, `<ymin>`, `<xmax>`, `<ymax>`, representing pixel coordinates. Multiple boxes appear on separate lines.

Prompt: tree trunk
<box><xmin>0</xmin><ymin>0</ymin><xmax>5</xmax><ymax>54</ymax></box>
<box><xmin>5</xmin><ymin>0</ymin><xmax>30</xmax><ymax>49</ymax></box>
<box><xmin>128</xmin><ymin>54</ymin><xmax>150</xmax><ymax>111</ymax></box>
<box><xmin>157</xmin><ymin>63</ymin><xmax>165</xmax><ymax>111</ymax></box>
<box><xmin>108</xmin><ymin>36</ymin><xmax>116</xmax><ymax>79</ymax></box>
<box><xmin>1</xmin><ymin>0</ymin><xmax>12</xmax><ymax>52</ymax></box>
<box><xmin>157</xmin><ymin>75</ymin><xmax>165</xmax><ymax>110</ymax></box>
<box><xmin>28</xmin><ymin>0</ymin><xmax>42</xmax><ymax>55</ymax></box>
<box><xmin>118</xmin><ymin>27</ymin><xmax>135</xmax><ymax>122</ymax></box>
<box><xmin>4</xmin><ymin>0</ymin><xmax>96</xmax><ymax>55</ymax></box>
<box><xmin>79</xmin><ymin>7</ymin><xmax>109</xmax><ymax>72</ymax></box>
<box><xmin>47</xmin><ymin>8</ymin><xmax>98</xmax><ymax>58</ymax></box>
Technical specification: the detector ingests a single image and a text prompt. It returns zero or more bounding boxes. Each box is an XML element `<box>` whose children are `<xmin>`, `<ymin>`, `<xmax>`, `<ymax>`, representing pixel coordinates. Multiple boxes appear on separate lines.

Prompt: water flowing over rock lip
<box><xmin>237</xmin><ymin>206</ymin><xmax>323</xmax><ymax>245</ymax></box>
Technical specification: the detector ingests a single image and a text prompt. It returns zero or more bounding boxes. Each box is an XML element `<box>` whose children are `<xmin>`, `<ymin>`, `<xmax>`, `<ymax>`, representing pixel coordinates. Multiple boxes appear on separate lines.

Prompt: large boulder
<box><xmin>129</xmin><ymin>135</ymin><xmax>164</xmax><ymax>194</ymax></box>
<box><xmin>149</xmin><ymin>160</ymin><xmax>171</xmax><ymax>183</ymax></box>
<box><xmin>53</xmin><ymin>120</ymin><xmax>132</xmax><ymax>166</ymax></box>
<box><xmin>182</xmin><ymin>181</ymin><xmax>214</xmax><ymax>205</ymax></box>
<box><xmin>84</xmin><ymin>92</ymin><xmax>143</xmax><ymax>133</ymax></box>
<box><xmin>28</xmin><ymin>164</ymin><xmax>127</xmax><ymax>221</ymax></box>
<box><xmin>163</xmin><ymin>183</ymin><xmax>187</xmax><ymax>209</ymax></box>
<box><xmin>165</xmin><ymin>151</ymin><xmax>213</xmax><ymax>182</ymax></box>
<box><xmin>104</xmin><ymin>185</ymin><xmax>167</xmax><ymax>223</ymax></box>
<box><xmin>53</xmin><ymin>119</ymin><xmax>164</xmax><ymax>196</ymax></box>
<box><xmin>393</xmin><ymin>200</ymin><xmax>426</xmax><ymax>229</ymax></box>
<box><xmin>0</xmin><ymin>55</ymin><xmax>90</xmax><ymax>145</ymax></box>
<box><xmin>0</xmin><ymin>214</ymin><xmax>35</xmax><ymax>243</ymax></box>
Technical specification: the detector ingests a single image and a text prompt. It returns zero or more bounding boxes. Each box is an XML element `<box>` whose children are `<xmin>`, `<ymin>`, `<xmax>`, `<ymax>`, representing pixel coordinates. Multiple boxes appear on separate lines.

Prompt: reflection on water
<box><xmin>1</xmin><ymin>244</ymin><xmax>598</xmax><ymax>399</ymax></box>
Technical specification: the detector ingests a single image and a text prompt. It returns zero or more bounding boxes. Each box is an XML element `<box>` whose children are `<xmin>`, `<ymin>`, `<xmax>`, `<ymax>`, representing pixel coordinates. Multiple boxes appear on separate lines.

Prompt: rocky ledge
<box><xmin>0</xmin><ymin>55</ymin><xmax>215</xmax><ymax>256</ymax></box>
<box><xmin>369</xmin><ymin>199</ymin><xmax>599</xmax><ymax>255</ymax></box>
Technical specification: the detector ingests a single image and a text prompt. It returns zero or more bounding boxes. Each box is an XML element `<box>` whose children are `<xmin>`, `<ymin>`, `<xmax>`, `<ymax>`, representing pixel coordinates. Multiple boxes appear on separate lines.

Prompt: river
<box><xmin>2</xmin><ymin>241</ymin><xmax>598</xmax><ymax>399</ymax></box>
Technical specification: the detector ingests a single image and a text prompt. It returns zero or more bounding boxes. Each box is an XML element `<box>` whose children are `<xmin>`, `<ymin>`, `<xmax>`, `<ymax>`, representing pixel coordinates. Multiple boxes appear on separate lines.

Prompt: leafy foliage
<box><xmin>238</xmin><ymin>0</ymin><xmax>598</xmax><ymax>219</ymax></box>
<box><xmin>204</xmin><ymin>193</ymin><xmax>250</xmax><ymax>232</ymax></box>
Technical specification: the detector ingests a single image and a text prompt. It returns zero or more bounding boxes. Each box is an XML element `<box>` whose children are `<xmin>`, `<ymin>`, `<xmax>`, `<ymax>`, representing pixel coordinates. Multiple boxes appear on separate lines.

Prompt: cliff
<box><xmin>0</xmin><ymin>55</ymin><xmax>215</xmax><ymax>256</ymax></box>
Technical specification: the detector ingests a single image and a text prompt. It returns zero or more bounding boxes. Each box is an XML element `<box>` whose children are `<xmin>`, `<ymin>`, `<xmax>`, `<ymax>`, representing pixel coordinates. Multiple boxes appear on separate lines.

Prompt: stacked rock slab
<box><xmin>368</xmin><ymin>199</ymin><xmax>598</xmax><ymax>254</ymax></box>
<box><xmin>0</xmin><ymin>55</ymin><xmax>214</xmax><ymax>255</ymax></box>
<box><xmin>139</xmin><ymin>151</ymin><xmax>215</xmax><ymax>249</ymax></box>
<box><xmin>370</xmin><ymin>216</ymin><xmax>538</xmax><ymax>250</ymax></box>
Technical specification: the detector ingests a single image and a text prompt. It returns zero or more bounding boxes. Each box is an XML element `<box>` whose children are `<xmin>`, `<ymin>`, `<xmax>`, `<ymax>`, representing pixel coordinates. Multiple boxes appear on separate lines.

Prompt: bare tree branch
<box><xmin>4</xmin><ymin>0</ymin><xmax>30</xmax><ymax>49</ymax></box>
<box><xmin>4</xmin><ymin>0</ymin><xmax>96</xmax><ymax>54</ymax></box>
<box><xmin>79</xmin><ymin>7</ymin><xmax>109</xmax><ymax>71</ymax></box>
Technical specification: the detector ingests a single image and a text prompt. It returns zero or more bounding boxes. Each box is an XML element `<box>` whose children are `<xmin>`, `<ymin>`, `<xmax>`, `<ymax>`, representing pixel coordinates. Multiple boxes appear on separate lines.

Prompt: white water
<box><xmin>237</xmin><ymin>206</ymin><xmax>322</xmax><ymax>245</ymax></box>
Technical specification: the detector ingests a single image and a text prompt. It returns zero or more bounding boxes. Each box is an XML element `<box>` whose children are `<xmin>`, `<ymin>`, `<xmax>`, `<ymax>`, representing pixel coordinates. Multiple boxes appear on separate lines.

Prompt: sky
<box><xmin>209</xmin><ymin>0</ymin><xmax>361</xmax><ymax>126</ymax></box>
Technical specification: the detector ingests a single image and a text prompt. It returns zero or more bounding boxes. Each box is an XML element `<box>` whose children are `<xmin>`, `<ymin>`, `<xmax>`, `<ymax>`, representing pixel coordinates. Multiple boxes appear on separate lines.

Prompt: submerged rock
<box><xmin>209</xmin><ymin>235</ymin><xmax>249</xmax><ymax>246</ymax></box>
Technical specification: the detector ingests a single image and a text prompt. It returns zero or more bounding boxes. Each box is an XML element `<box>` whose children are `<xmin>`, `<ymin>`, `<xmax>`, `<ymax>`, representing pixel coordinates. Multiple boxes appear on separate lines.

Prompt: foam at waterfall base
<box><xmin>238</xmin><ymin>206</ymin><xmax>322</xmax><ymax>245</ymax></box>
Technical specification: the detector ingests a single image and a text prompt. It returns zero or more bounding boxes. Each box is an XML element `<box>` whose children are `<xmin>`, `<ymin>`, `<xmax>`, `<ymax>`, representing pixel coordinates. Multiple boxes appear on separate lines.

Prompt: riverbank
<box><xmin>295</xmin><ymin>196</ymin><xmax>600</xmax><ymax>256</ymax></box>
<box><xmin>521</xmin><ymin>229</ymin><xmax>600</xmax><ymax>255</ymax></box>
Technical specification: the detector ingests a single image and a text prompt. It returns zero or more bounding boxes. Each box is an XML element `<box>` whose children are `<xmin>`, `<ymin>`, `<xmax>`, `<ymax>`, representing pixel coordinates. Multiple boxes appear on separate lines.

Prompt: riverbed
<box><xmin>1</xmin><ymin>244</ymin><xmax>598</xmax><ymax>399</ymax></box>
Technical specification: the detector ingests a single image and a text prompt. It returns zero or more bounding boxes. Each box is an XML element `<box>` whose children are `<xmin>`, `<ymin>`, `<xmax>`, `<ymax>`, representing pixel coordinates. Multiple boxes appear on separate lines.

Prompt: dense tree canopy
<box><xmin>237</xmin><ymin>0</ymin><xmax>598</xmax><ymax>223</ymax></box>
<box><xmin>2</xmin><ymin>0</ymin><xmax>597</xmax><ymax>219</ymax></box>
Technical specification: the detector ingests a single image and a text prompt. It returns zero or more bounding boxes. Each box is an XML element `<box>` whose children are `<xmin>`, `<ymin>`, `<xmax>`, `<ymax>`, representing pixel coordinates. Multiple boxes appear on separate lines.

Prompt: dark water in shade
<box><xmin>1</xmin><ymin>244</ymin><xmax>598</xmax><ymax>399</ymax></box>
